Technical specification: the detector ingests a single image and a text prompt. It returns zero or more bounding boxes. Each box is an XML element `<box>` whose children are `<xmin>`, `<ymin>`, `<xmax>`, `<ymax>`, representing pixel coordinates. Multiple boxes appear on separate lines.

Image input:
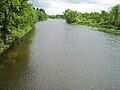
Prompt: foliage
<box><xmin>49</xmin><ymin>14</ymin><xmax>64</xmax><ymax>19</ymax></box>
<box><xmin>63</xmin><ymin>9</ymin><xmax>79</xmax><ymax>23</ymax></box>
<box><xmin>36</xmin><ymin>8</ymin><xmax>48</xmax><ymax>21</ymax></box>
<box><xmin>63</xmin><ymin>4</ymin><xmax>120</xmax><ymax>30</ymax></box>
<box><xmin>0</xmin><ymin>0</ymin><xmax>48</xmax><ymax>53</ymax></box>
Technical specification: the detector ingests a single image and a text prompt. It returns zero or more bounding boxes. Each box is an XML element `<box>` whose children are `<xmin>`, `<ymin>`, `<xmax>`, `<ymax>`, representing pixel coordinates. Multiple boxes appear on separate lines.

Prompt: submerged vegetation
<box><xmin>63</xmin><ymin>4</ymin><xmax>120</xmax><ymax>33</ymax></box>
<box><xmin>0</xmin><ymin>0</ymin><xmax>48</xmax><ymax>53</ymax></box>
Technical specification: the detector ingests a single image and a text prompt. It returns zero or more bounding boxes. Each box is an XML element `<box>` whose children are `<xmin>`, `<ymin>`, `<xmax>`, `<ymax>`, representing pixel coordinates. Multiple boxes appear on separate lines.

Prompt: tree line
<box><xmin>49</xmin><ymin>14</ymin><xmax>64</xmax><ymax>19</ymax></box>
<box><xmin>63</xmin><ymin>4</ymin><xmax>120</xmax><ymax>30</ymax></box>
<box><xmin>50</xmin><ymin>4</ymin><xmax>120</xmax><ymax>31</ymax></box>
<box><xmin>0</xmin><ymin>0</ymin><xmax>48</xmax><ymax>53</ymax></box>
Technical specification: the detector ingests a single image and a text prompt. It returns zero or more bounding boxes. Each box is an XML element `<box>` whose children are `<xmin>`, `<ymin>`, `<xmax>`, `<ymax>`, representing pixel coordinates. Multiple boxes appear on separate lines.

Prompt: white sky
<box><xmin>29</xmin><ymin>0</ymin><xmax>120</xmax><ymax>15</ymax></box>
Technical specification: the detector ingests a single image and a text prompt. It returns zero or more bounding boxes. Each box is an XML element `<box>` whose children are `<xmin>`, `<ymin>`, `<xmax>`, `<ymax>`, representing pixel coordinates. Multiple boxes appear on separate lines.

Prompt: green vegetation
<box><xmin>0</xmin><ymin>0</ymin><xmax>48</xmax><ymax>53</ymax></box>
<box><xmin>36</xmin><ymin>8</ymin><xmax>48</xmax><ymax>21</ymax></box>
<box><xmin>63</xmin><ymin>4</ymin><xmax>120</xmax><ymax>33</ymax></box>
<box><xmin>0</xmin><ymin>2</ymin><xmax>120</xmax><ymax>53</ymax></box>
<box><xmin>49</xmin><ymin>14</ymin><xmax>64</xmax><ymax>19</ymax></box>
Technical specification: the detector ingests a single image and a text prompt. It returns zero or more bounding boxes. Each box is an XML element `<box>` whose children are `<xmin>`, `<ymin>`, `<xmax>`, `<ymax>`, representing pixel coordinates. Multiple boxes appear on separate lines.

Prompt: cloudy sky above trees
<box><xmin>29</xmin><ymin>0</ymin><xmax>120</xmax><ymax>15</ymax></box>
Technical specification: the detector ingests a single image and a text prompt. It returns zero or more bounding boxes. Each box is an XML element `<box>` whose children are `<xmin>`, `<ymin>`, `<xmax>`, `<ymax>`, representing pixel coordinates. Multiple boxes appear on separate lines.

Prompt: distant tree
<box><xmin>110</xmin><ymin>4</ymin><xmax>120</xmax><ymax>29</ymax></box>
<box><xmin>63</xmin><ymin>4</ymin><xmax>120</xmax><ymax>30</ymax></box>
<box><xmin>63</xmin><ymin>9</ymin><xmax>78</xmax><ymax>23</ymax></box>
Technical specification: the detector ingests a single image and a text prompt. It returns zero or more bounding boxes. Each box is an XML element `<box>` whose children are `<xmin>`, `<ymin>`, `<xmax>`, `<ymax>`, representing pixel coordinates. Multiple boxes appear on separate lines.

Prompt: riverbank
<box><xmin>0</xmin><ymin>28</ymin><xmax>35</xmax><ymax>70</ymax></box>
<box><xmin>0</xmin><ymin>0</ymin><xmax>48</xmax><ymax>55</ymax></box>
<box><xmin>0</xmin><ymin>25</ymin><xmax>33</xmax><ymax>55</ymax></box>
<box><xmin>73</xmin><ymin>23</ymin><xmax>120</xmax><ymax>35</ymax></box>
<box><xmin>97</xmin><ymin>28</ymin><xmax>120</xmax><ymax>35</ymax></box>
<box><xmin>63</xmin><ymin>5</ymin><xmax>120</xmax><ymax>35</ymax></box>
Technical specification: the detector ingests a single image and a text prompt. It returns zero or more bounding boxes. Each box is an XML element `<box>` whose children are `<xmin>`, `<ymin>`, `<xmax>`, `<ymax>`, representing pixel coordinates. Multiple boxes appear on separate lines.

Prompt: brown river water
<box><xmin>0</xmin><ymin>19</ymin><xmax>120</xmax><ymax>90</ymax></box>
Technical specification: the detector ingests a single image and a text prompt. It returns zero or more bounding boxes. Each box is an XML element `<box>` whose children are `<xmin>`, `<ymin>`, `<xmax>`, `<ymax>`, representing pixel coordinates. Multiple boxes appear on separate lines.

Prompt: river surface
<box><xmin>0</xmin><ymin>19</ymin><xmax>120</xmax><ymax>90</ymax></box>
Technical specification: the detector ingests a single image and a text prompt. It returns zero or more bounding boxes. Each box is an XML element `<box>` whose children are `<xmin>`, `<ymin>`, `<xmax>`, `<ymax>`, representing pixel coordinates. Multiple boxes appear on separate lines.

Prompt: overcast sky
<box><xmin>29</xmin><ymin>0</ymin><xmax>120</xmax><ymax>15</ymax></box>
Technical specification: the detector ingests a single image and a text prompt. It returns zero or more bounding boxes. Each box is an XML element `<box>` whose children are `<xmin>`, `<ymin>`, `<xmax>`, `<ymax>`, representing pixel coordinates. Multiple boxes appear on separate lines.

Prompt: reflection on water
<box><xmin>0</xmin><ymin>29</ymin><xmax>35</xmax><ymax>89</ymax></box>
<box><xmin>0</xmin><ymin>19</ymin><xmax>120</xmax><ymax>90</ymax></box>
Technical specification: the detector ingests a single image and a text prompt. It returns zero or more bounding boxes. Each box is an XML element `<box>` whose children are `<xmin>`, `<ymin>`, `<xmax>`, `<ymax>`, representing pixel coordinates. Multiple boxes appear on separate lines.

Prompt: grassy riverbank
<box><xmin>73</xmin><ymin>23</ymin><xmax>120</xmax><ymax>35</ymax></box>
<box><xmin>97</xmin><ymin>28</ymin><xmax>120</xmax><ymax>35</ymax></box>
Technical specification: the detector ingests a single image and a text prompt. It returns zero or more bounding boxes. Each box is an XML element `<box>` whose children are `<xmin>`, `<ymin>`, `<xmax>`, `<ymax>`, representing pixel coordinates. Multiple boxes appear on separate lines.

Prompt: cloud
<box><xmin>69</xmin><ymin>0</ymin><xmax>120</xmax><ymax>5</ymax></box>
<box><xmin>29</xmin><ymin>0</ymin><xmax>51</xmax><ymax>8</ymax></box>
<box><xmin>29</xmin><ymin>0</ymin><xmax>120</xmax><ymax>15</ymax></box>
<box><xmin>69</xmin><ymin>0</ymin><xmax>99</xmax><ymax>4</ymax></box>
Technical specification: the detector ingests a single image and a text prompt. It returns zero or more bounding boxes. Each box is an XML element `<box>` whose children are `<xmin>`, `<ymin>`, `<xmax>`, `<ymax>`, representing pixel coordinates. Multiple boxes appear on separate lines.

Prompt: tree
<box><xmin>110</xmin><ymin>4</ymin><xmax>120</xmax><ymax>29</ymax></box>
<box><xmin>0</xmin><ymin>0</ymin><xmax>48</xmax><ymax>41</ymax></box>
<box><xmin>63</xmin><ymin>4</ymin><xmax>120</xmax><ymax>30</ymax></box>
<box><xmin>36</xmin><ymin>8</ymin><xmax>48</xmax><ymax>21</ymax></box>
<box><xmin>0</xmin><ymin>0</ymin><xmax>10</xmax><ymax>39</ymax></box>
<box><xmin>63</xmin><ymin>9</ymin><xmax>78</xmax><ymax>23</ymax></box>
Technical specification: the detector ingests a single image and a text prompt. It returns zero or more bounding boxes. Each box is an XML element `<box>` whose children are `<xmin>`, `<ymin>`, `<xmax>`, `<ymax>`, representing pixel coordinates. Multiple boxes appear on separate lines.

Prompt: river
<box><xmin>0</xmin><ymin>19</ymin><xmax>120</xmax><ymax>90</ymax></box>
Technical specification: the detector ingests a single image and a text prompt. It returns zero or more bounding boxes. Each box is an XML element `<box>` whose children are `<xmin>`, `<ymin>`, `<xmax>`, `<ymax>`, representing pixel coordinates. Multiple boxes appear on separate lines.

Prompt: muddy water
<box><xmin>0</xmin><ymin>19</ymin><xmax>120</xmax><ymax>90</ymax></box>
